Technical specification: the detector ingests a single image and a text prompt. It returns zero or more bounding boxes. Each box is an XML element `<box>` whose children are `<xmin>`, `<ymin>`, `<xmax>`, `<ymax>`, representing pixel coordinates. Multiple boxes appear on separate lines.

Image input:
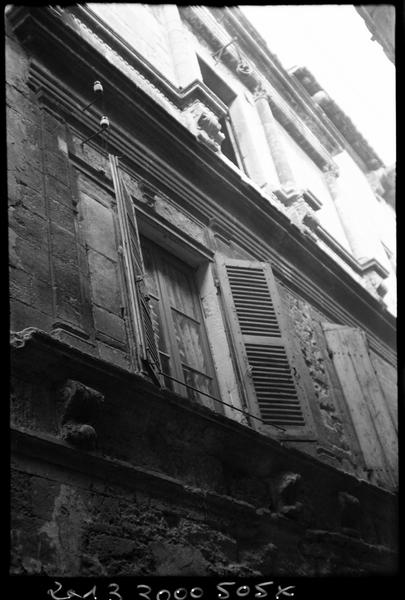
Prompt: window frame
<box><xmin>141</xmin><ymin>236</ymin><xmax>223</xmax><ymax>411</ymax></box>
<box><xmin>197</xmin><ymin>54</ymin><xmax>245</xmax><ymax>170</ymax></box>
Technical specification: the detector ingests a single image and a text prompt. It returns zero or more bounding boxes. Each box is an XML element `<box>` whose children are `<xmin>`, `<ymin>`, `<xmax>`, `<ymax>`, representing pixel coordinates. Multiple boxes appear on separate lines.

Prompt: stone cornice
<box><xmin>316</xmin><ymin>227</ymin><xmax>389</xmax><ymax>279</ymax></box>
<box><xmin>180</xmin><ymin>5</ymin><xmax>340</xmax><ymax>171</ymax></box>
<box><xmin>10</xmin><ymin>328</ymin><xmax>397</xmax><ymax>501</ymax></box>
<box><xmin>7</xmin><ymin>5</ymin><xmax>396</xmax><ymax>362</ymax></box>
<box><xmin>291</xmin><ymin>66</ymin><xmax>384</xmax><ymax>171</ymax></box>
<box><xmin>207</xmin><ymin>7</ymin><xmax>345</xmax><ymax>155</ymax></box>
<box><xmin>212</xmin><ymin>8</ymin><xmax>386</xmax><ymax>176</ymax></box>
<box><xmin>356</xmin><ymin>5</ymin><xmax>395</xmax><ymax>64</ymax></box>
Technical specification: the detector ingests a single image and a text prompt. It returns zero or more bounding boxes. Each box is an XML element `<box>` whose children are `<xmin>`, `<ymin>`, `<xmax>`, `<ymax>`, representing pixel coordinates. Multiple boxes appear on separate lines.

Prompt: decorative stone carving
<box><xmin>185</xmin><ymin>100</ymin><xmax>225</xmax><ymax>152</ymax></box>
<box><xmin>138</xmin><ymin>181</ymin><xmax>158</xmax><ymax>210</ymax></box>
<box><xmin>60</xmin><ymin>379</ymin><xmax>104</xmax><ymax>450</ymax></box>
<box><xmin>10</xmin><ymin>328</ymin><xmax>40</xmax><ymax>349</ymax></box>
<box><xmin>273</xmin><ymin>472</ymin><xmax>303</xmax><ymax>518</ymax></box>
<box><xmin>253</xmin><ymin>85</ymin><xmax>268</xmax><ymax>102</ymax></box>
<box><xmin>302</xmin><ymin>210</ymin><xmax>320</xmax><ymax>232</ymax></box>
<box><xmin>236</xmin><ymin>59</ymin><xmax>253</xmax><ymax>75</ymax></box>
<box><xmin>376</xmin><ymin>280</ymin><xmax>388</xmax><ymax>298</ymax></box>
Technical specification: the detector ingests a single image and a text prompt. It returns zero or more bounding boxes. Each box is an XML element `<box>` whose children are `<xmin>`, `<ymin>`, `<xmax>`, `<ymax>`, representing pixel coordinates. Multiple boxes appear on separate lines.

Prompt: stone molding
<box><xmin>292</xmin><ymin>66</ymin><xmax>384</xmax><ymax>172</ymax></box>
<box><xmin>180</xmin><ymin>6</ymin><xmax>338</xmax><ymax>171</ymax></box>
<box><xmin>7</xmin><ymin>5</ymin><xmax>396</xmax><ymax>365</ymax></box>
<box><xmin>10</xmin><ymin>328</ymin><xmax>398</xmax><ymax>507</ymax></box>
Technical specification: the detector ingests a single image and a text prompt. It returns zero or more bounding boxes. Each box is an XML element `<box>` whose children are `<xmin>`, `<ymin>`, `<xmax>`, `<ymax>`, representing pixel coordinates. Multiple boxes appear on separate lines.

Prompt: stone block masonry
<box><xmin>10</xmin><ymin>330</ymin><xmax>398</xmax><ymax>576</ymax></box>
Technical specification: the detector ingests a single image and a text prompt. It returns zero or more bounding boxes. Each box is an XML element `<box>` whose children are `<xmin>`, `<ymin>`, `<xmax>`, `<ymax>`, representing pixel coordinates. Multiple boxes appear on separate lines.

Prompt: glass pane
<box><xmin>172</xmin><ymin>310</ymin><xmax>208</xmax><ymax>373</ymax></box>
<box><xmin>183</xmin><ymin>367</ymin><xmax>215</xmax><ymax>410</ymax></box>
<box><xmin>163</xmin><ymin>260</ymin><xmax>197</xmax><ymax>319</ymax></box>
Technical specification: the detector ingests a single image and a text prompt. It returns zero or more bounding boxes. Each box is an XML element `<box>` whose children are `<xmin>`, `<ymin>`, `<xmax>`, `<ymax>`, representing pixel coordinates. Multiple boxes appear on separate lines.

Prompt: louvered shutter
<box><xmin>109</xmin><ymin>155</ymin><xmax>161</xmax><ymax>384</ymax></box>
<box><xmin>218</xmin><ymin>259</ymin><xmax>313</xmax><ymax>434</ymax></box>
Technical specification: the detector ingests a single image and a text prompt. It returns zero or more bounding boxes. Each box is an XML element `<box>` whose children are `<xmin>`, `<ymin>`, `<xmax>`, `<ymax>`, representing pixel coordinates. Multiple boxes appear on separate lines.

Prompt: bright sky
<box><xmin>241</xmin><ymin>5</ymin><xmax>396</xmax><ymax>166</ymax></box>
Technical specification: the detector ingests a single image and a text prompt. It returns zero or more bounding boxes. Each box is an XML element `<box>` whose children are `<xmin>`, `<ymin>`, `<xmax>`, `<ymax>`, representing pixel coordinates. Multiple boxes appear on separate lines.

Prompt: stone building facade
<box><xmin>8</xmin><ymin>5</ymin><xmax>397</xmax><ymax>576</ymax></box>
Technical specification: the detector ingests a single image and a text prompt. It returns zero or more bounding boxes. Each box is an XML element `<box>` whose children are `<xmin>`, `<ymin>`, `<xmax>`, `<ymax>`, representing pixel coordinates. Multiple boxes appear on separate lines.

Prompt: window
<box><xmin>110</xmin><ymin>153</ymin><xmax>314</xmax><ymax>436</ymax></box>
<box><xmin>141</xmin><ymin>238</ymin><xmax>221</xmax><ymax>410</ymax></box>
<box><xmin>110</xmin><ymin>154</ymin><xmax>221</xmax><ymax>410</ymax></box>
<box><xmin>197</xmin><ymin>56</ymin><xmax>244</xmax><ymax>169</ymax></box>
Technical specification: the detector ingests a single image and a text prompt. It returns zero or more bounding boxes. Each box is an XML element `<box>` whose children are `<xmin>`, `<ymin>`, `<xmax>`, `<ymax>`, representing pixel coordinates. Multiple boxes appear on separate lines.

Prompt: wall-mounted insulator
<box><xmin>93</xmin><ymin>80</ymin><xmax>103</xmax><ymax>94</ymax></box>
<box><xmin>81</xmin><ymin>115</ymin><xmax>111</xmax><ymax>148</ymax></box>
<box><xmin>81</xmin><ymin>80</ymin><xmax>104</xmax><ymax>112</ymax></box>
<box><xmin>100</xmin><ymin>115</ymin><xmax>110</xmax><ymax>129</ymax></box>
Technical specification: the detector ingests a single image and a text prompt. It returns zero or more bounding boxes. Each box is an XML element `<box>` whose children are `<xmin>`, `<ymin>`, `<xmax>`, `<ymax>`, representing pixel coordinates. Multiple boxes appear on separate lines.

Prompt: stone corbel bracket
<box><xmin>272</xmin><ymin>471</ymin><xmax>303</xmax><ymax>519</ymax></box>
<box><xmin>302</xmin><ymin>210</ymin><xmax>321</xmax><ymax>233</ymax></box>
<box><xmin>60</xmin><ymin>379</ymin><xmax>104</xmax><ymax>450</ymax></box>
<box><xmin>184</xmin><ymin>100</ymin><xmax>225</xmax><ymax>152</ymax></box>
<box><xmin>10</xmin><ymin>328</ymin><xmax>41</xmax><ymax>349</ymax></box>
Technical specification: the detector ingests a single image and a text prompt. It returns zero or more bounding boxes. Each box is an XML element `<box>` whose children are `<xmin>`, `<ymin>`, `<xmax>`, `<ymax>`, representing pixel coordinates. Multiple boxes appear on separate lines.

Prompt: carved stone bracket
<box><xmin>272</xmin><ymin>472</ymin><xmax>303</xmax><ymax>519</ymax></box>
<box><xmin>302</xmin><ymin>210</ymin><xmax>320</xmax><ymax>233</ymax></box>
<box><xmin>184</xmin><ymin>100</ymin><xmax>225</xmax><ymax>152</ymax></box>
<box><xmin>59</xmin><ymin>379</ymin><xmax>104</xmax><ymax>450</ymax></box>
<box><xmin>10</xmin><ymin>328</ymin><xmax>41</xmax><ymax>349</ymax></box>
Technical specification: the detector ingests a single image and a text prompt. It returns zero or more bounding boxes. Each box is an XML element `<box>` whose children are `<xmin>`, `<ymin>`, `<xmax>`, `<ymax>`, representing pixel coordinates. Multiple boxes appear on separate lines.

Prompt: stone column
<box><xmin>254</xmin><ymin>87</ymin><xmax>311</xmax><ymax>226</ymax></box>
<box><xmin>161</xmin><ymin>5</ymin><xmax>201</xmax><ymax>89</ymax></box>
<box><xmin>254</xmin><ymin>87</ymin><xmax>296</xmax><ymax>192</ymax></box>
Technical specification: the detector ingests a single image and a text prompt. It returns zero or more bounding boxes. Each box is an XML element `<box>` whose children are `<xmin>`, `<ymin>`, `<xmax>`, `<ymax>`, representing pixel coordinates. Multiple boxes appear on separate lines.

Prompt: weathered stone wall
<box><xmin>7</xmin><ymin>9</ymin><xmax>397</xmax><ymax>578</ymax></box>
<box><xmin>88</xmin><ymin>4</ymin><xmax>177</xmax><ymax>86</ymax></box>
<box><xmin>10</xmin><ymin>331</ymin><xmax>397</xmax><ymax>576</ymax></box>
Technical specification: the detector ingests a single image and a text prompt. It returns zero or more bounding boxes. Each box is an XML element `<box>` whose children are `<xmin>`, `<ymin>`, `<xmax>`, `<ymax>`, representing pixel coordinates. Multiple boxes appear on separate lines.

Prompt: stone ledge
<box><xmin>10</xmin><ymin>327</ymin><xmax>398</xmax><ymax>503</ymax></box>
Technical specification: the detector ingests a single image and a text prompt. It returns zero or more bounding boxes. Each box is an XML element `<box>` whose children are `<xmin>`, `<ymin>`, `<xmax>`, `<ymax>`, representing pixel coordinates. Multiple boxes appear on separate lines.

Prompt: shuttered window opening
<box><xmin>220</xmin><ymin>260</ymin><xmax>307</xmax><ymax>430</ymax></box>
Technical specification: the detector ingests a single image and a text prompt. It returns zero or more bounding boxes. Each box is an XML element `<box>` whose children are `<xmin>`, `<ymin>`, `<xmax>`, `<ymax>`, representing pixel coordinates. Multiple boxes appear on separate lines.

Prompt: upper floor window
<box><xmin>141</xmin><ymin>237</ymin><xmax>221</xmax><ymax>409</ymax></box>
<box><xmin>110</xmin><ymin>154</ymin><xmax>314</xmax><ymax>439</ymax></box>
<box><xmin>197</xmin><ymin>56</ymin><xmax>244</xmax><ymax>169</ymax></box>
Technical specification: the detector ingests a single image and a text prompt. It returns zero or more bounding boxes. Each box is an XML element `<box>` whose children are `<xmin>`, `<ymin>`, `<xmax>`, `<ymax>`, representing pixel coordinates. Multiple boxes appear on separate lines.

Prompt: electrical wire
<box><xmin>158</xmin><ymin>370</ymin><xmax>287</xmax><ymax>432</ymax></box>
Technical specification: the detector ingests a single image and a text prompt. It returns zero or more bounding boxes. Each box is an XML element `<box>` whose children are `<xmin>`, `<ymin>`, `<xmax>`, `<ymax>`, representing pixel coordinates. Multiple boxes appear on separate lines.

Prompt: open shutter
<box><xmin>323</xmin><ymin>323</ymin><xmax>397</xmax><ymax>489</ymax></box>
<box><xmin>218</xmin><ymin>259</ymin><xmax>313</xmax><ymax>435</ymax></box>
<box><xmin>109</xmin><ymin>155</ymin><xmax>161</xmax><ymax>384</ymax></box>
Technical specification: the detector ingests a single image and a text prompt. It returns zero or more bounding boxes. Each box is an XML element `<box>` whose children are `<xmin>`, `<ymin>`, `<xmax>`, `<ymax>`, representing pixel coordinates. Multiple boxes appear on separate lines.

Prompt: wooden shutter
<box><xmin>218</xmin><ymin>259</ymin><xmax>313</xmax><ymax>434</ymax></box>
<box><xmin>109</xmin><ymin>155</ymin><xmax>161</xmax><ymax>384</ymax></box>
<box><xmin>323</xmin><ymin>323</ymin><xmax>397</xmax><ymax>489</ymax></box>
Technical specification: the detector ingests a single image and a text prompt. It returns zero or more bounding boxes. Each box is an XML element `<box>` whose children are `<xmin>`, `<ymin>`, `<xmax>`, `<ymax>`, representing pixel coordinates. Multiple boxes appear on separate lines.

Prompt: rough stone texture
<box><xmin>7</xmin><ymin>8</ymin><xmax>397</xmax><ymax>579</ymax></box>
<box><xmin>87</xmin><ymin>250</ymin><xmax>122</xmax><ymax>314</ymax></box>
<box><xmin>10</xmin><ymin>331</ymin><xmax>397</xmax><ymax>576</ymax></box>
<box><xmin>153</xmin><ymin>196</ymin><xmax>206</xmax><ymax>245</ymax></box>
